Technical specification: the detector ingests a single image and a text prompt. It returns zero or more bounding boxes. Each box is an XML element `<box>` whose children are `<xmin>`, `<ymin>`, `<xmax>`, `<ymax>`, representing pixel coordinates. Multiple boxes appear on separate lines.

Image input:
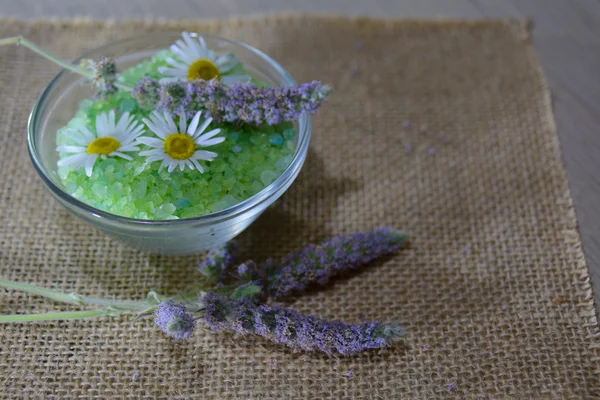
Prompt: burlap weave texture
<box><xmin>0</xmin><ymin>15</ymin><xmax>598</xmax><ymax>399</ymax></box>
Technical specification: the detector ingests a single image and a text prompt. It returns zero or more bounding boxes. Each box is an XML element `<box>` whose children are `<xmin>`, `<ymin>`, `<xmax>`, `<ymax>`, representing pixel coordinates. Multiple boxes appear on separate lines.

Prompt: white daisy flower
<box><xmin>158</xmin><ymin>31</ymin><xmax>251</xmax><ymax>85</ymax></box>
<box><xmin>57</xmin><ymin>110</ymin><xmax>145</xmax><ymax>177</ymax></box>
<box><xmin>137</xmin><ymin>110</ymin><xmax>225</xmax><ymax>173</ymax></box>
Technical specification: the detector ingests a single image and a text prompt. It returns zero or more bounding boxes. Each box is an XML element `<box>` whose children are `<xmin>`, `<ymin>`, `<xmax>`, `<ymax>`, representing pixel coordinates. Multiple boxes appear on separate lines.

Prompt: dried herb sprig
<box><xmin>201</xmin><ymin>227</ymin><xmax>409</xmax><ymax>298</ymax></box>
<box><xmin>201</xmin><ymin>292</ymin><xmax>405</xmax><ymax>355</ymax></box>
<box><xmin>132</xmin><ymin>78</ymin><xmax>332</xmax><ymax>125</ymax></box>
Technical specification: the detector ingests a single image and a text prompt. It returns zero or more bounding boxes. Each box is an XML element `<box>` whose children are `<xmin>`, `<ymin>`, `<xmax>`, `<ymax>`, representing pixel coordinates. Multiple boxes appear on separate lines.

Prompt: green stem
<box><xmin>0</xmin><ymin>308</ymin><xmax>118</xmax><ymax>323</ymax></box>
<box><xmin>0</xmin><ymin>278</ymin><xmax>153</xmax><ymax>311</ymax></box>
<box><xmin>0</xmin><ymin>36</ymin><xmax>133</xmax><ymax>91</ymax></box>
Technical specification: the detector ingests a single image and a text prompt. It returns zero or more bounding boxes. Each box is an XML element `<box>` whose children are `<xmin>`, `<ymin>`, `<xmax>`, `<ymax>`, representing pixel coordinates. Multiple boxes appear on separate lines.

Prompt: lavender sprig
<box><xmin>131</xmin><ymin>76</ymin><xmax>160</xmax><ymax>109</ymax></box>
<box><xmin>202</xmin><ymin>292</ymin><xmax>404</xmax><ymax>355</ymax></box>
<box><xmin>154</xmin><ymin>300</ymin><xmax>195</xmax><ymax>340</ymax></box>
<box><xmin>233</xmin><ymin>228</ymin><xmax>408</xmax><ymax>298</ymax></box>
<box><xmin>197</xmin><ymin>242</ymin><xmax>239</xmax><ymax>282</ymax></box>
<box><xmin>81</xmin><ymin>56</ymin><xmax>119</xmax><ymax>98</ymax></box>
<box><xmin>132</xmin><ymin>78</ymin><xmax>331</xmax><ymax>125</ymax></box>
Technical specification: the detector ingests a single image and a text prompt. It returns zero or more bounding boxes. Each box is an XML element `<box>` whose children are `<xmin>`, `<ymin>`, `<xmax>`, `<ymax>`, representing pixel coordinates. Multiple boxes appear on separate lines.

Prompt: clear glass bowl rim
<box><xmin>26</xmin><ymin>31</ymin><xmax>311</xmax><ymax>227</ymax></box>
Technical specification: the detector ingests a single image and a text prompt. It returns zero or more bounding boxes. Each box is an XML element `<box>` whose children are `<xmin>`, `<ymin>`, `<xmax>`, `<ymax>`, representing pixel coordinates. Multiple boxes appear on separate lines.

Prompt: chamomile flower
<box><xmin>137</xmin><ymin>110</ymin><xmax>225</xmax><ymax>173</ymax></box>
<box><xmin>56</xmin><ymin>110</ymin><xmax>145</xmax><ymax>177</ymax></box>
<box><xmin>158</xmin><ymin>31</ymin><xmax>250</xmax><ymax>85</ymax></box>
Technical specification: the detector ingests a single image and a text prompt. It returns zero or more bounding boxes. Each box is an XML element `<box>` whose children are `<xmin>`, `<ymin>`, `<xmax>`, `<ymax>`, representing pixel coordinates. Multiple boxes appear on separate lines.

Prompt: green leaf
<box><xmin>230</xmin><ymin>282</ymin><xmax>262</xmax><ymax>300</ymax></box>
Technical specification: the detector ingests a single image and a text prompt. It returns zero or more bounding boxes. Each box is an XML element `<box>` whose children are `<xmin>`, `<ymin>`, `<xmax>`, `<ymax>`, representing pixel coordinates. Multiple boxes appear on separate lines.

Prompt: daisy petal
<box><xmin>182</xmin><ymin>32</ymin><xmax>203</xmax><ymax>59</ymax></box>
<box><xmin>162</xmin><ymin>111</ymin><xmax>178</xmax><ymax>133</ymax></box>
<box><xmin>137</xmin><ymin>137</ymin><xmax>164</xmax><ymax>148</ymax></box>
<box><xmin>159</xmin><ymin>158</ymin><xmax>171</xmax><ymax>172</ymax></box>
<box><xmin>85</xmin><ymin>162</ymin><xmax>94</xmax><ymax>177</ymax></box>
<box><xmin>191</xmin><ymin>117</ymin><xmax>213</xmax><ymax>139</ymax></box>
<box><xmin>56</xmin><ymin>145</ymin><xmax>87</xmax><ymax>153</ymax></box>
<box><xmin>145</xmin><ymin>154</ymin><xmax>167</xmax><ymax>162</ymax></box>
<box><xmin>197</xmin><ymin>36</ymin><xmax>207</xmax><ymax>51</ymax></box>
<box><xmin>197</xmin><ymin>137</ymin><xmax>226</xmax><ymax>147</ymax></box>
<box><xmin>166</xmin><ymin>57</ymin><xmax>188</xmax><ymax>70</ymax></box>
<box><xmin>158</xmin><ymin>67</ymin><xmax>187</xmax><ymax>78</ymax></box>
<box><xmin>187</xmin><ymin>111</ymin><xmax>203</xmax><ymax>135</ymax></box>
<box><xmin>115</xmin><ymin>112</ymin><xmax>131</xmax><ymax>132</ymax></box>
<box><xmin>96</xmin><ymin>113</ymin><xmax>108</xmax><ymax>136</ymax></box>
<box><xmin>179</xmin><ymin>110</ymin><xmax>187</xmax><ymax>133</ymax></box>
<box><xmin>190</xmin><ymin>158</ymin><xmax>204</xmax><ymax>173</ymax></box>
<box><xmin>193</xmin><ymin>150</ymin><xmax>218</xmax><ymax>161</ymax></box>
<box><xmin>171</xmin><ymin>42</ymin><xmax>194</xmax><ymax>64</ymax></box>
<box><xmin>195</xmin><ymin>128</ymin><xmax>222</xmax><ymax>144</ymax></box>
<box><xmin>111</xmin><ymin>151</ymin><xmax>133</xmax><ymax>161</ymax></box>
<box><xmin>62</xmin><ymin>130</ymin><xmax>89</xmax><ymax>145</ymax></box>
<box><xmin>118</xmin><ymin>144</ymin><xmax>140</xmax><ymax>152</ymax></box>
<box><xmin>58</xmin><ymin>152</ymin><xmax>87</xmax><ymax>167</ymax></box>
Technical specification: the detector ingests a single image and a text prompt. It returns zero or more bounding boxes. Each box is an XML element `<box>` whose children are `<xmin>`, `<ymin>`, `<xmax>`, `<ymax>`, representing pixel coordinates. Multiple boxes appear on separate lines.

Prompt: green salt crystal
<box><xmin>223</xmin><ymin>178</ymin><xmax>236</xmax><ymax>191</ymax></box>
<box><xmin>154</xmin><ymin>203</ymin><xmax>176</xmax><ymax>218</ymax></box>
<box><xmin>209</xmin><ymin>195</ymin><xmax>239</xmax><ymax>212</ymax></box>
<box><xmin>176</xmin><ymin>199</ymin><xmax>191</xmax><ymax>209</ymax></box>
<box><xmin>73</xmin><ymin>187</ymin><xmax>84</xmax><ymax>199</ymax></box>
<box><xmin>115</xmin><ymin>197</ymin><xmax>128</xmax><ymax>209</ymax></box>
<box><xmin>231</xmin><ymin>144</ymin><xmax>243</xmax><ymax>154</ymax></box>
<box><xmin>133</xmin><ymin>181</ymin><xmax>147</xmax><ymax>199</ymax></box>
<box><xmin>149</xmin><ymin>193</ymin><xmax>163</xmax><ymax>205</ymax></box>
<box><xmin>269</xmin><ymin>134</ymin><xmax>284</xmax><ymax>146</ymax></box>
<box><xmin>250</xmin><ymin>134</ymin><xmax>264</xmax><ymax>145</ymax></box>
<box><xmin>275</xmin><ymin>155</ymin><xmax>293</xmax><ymax>171</ymax></box>
<box><xmin>250</xmin><ymin>180</ymin><xmax>264</xmax><ymax>193</ymax></box>
<box><xmin>120</xmin><ymin>205</ymin><xmax>134</xmax><ymax>218</ymax></box>
<box><xmin>283</xmin><ymin>128</ymin><xmax>297</xmax><ymax>140</ymax></box>
<box><xmin>118</xmin><ymin>98</ymin><xmax>138</xmax><ymax>113</ymax></box>
<box><xmin>260</xmin><ymin>170</ymin><xmax>278</xmax><ymax>186</ymax></box>
<box><xmin>91</xmin><ymin>182</ymin><xmax>108</xmax><ymax>198</ymax></box>
<box><xmin>251</xmin><ymin>152</ymin><xmax>265</xmax><ymax>164</ymax></box>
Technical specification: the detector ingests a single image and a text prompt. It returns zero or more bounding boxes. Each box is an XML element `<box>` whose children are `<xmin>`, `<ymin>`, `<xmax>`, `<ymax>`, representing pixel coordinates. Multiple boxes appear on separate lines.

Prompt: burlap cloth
<box><xmin>0</xmin><ymin>14</ymin><xmax>598</xmax><ymax>399</ymax></box>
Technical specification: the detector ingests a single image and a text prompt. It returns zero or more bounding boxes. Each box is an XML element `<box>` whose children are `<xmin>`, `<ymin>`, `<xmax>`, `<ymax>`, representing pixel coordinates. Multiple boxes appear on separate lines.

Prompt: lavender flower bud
<box><xmin>82</xmin><ymin>56</ymin><xmax>118</xmax><ymax>99</ymax></box>
<box><xmin>202</xmin><ymin>292</ymin><xmax>404</xmax><ymax>355</ymax></box>
<box><xmin>157</xmin><ymin>82</ymin><xmax>187</xmax><ymax>112</ymax></box>
<box><xmin>132</xmin><ymin>77</ymin><xmax>160</xmax><ymax>109</ymax></box>
<box><xmin>241</xmin><ymin>227</ymin><xmax>408</xmax><ymax>298</ymax></box>
<box><xmin>198</xmin><ymin>243</ymin><xmax>238</xmax><ymax>281</ymax></box>
<box><xmin>154</xmin><ymin>300</ymin><xmax>195</xmax><ymax>340</ymax></box>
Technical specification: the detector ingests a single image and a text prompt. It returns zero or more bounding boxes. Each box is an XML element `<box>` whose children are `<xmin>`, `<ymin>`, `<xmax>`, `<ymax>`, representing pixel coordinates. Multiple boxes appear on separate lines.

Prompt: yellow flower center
<box><xmin>187</xmin><ymin>59</ymin><xmax>220</xmax><ymax>81</ymax></box>
<box><xmin>164</xmin><ymin>133</ymin><xmax>196</xmax><ymax>160</ymax></box>
<box><xmin>86</xmin><ymin>136</ymin><xmax>120</xmax><ymax>155</ymax></box>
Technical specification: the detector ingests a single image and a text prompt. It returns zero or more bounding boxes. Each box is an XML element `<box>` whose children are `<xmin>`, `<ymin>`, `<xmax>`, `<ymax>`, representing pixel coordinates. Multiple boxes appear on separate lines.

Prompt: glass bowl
<box><xmin>27</xmin><ymin>32</ymin><xmax>311</xmax><ymax>255</ymax></box>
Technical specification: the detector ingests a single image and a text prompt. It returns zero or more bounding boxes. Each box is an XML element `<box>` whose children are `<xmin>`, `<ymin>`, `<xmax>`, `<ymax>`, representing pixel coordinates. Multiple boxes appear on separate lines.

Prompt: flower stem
<box><xmin>0</xmin><ymin>278</ymin><xmax>153</xmax><ymax>310</ymax></box>
<box><xmin>0</xmin><ymin>36</ymin><xmax>133</xmax><ymax>91</ymax></box>
<box><xmin>0</xmin><ymin>308</ymin><xmax>118</xmax><ymax>323</ymax></box>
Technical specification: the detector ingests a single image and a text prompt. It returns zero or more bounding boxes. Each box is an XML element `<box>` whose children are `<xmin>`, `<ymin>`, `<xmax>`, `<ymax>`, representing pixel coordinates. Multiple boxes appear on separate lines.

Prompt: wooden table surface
<box><xmin>2</xmin><ymin>0</ymin><xmax>600</xmax><ymax>309</ymax></box>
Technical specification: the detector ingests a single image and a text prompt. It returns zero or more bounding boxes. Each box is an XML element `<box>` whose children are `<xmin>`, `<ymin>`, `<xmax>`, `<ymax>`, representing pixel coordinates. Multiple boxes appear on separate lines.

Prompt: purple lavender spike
<box><xmin>132</xmin><ymin>78</ymin><xmax>331</xmax><ymax>125</ymax></box>
<box><xmin>198</xmin><ymin>243</ymin><xmax>239</xmax><ymax>281</ymax></box>
<box><xmin>241</xmin><ymin>227</ymin><xmax>408</xmax><ymax>298</ymax></box>
<box><xmin>201</xmin><ymin>292</ymin><xmax>405</xmax><ymax>355</ymax></box>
